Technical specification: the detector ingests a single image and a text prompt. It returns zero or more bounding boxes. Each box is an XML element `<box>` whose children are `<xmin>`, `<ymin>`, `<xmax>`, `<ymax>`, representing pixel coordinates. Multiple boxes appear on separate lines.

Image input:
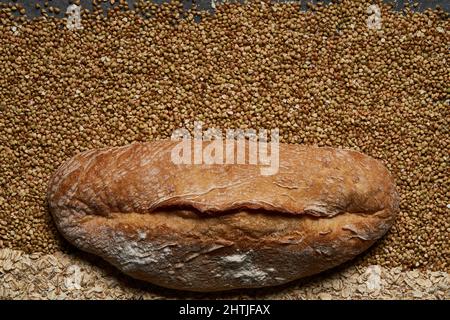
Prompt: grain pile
<box><xmin>0</xmin><ymin>248</ymin><xmax>448</xmax><ymax>299</ymax></box>
<box><xmin>0</xmin><ymin>0</ymin><xmax>449</xmax><ymax>284</ymax></box>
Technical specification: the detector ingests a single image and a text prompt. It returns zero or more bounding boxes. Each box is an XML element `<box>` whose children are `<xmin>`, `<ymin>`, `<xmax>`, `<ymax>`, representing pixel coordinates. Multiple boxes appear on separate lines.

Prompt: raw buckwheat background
<box><xmin>0</xmin><ymin>0</ymin><xmax>448</xmax><ymax>299</ymax></box>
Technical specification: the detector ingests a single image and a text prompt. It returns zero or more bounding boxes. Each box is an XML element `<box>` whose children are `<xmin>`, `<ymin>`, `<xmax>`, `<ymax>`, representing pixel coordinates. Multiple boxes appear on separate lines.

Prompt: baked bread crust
<box><xmin>47</xmin><ymin>141</ymin><xmax>399</xmax><ymax>291</ymax></box>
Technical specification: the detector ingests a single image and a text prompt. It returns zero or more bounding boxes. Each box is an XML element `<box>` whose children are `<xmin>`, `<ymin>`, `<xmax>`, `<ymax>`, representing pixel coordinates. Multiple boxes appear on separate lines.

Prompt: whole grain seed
<box><xmin>0</xmin><ymin>0</ymin><xmax>448</xmax><ymax>274</ymax></box>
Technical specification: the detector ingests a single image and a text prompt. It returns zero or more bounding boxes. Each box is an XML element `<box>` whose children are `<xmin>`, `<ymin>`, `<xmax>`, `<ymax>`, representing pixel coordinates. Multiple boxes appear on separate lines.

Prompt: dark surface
<box><xmin>0</xmin><ymin>0</ymin><xmax>449</xmax><ymax>19</ymax></box>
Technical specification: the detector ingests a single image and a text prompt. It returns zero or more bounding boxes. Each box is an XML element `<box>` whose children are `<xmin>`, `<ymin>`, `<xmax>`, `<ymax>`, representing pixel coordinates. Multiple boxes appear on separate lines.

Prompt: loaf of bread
<box><xmin>47</xmin><ymin>140</ymin><xmax>399</xmax><ymax>292</ymax></box>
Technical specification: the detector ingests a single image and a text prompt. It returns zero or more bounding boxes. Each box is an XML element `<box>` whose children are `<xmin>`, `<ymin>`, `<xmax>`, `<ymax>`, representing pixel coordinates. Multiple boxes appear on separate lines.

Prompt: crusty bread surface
<box><xmin>47</xmin><ymin>141</ymin><xmax>399</xmax><ymax>291</ymax></box>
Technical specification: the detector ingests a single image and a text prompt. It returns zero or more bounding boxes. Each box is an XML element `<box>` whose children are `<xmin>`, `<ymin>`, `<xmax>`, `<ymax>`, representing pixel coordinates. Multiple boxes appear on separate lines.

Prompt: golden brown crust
<box><xmin>48</xmin><ymin>140</ymin><xmax>397</xmax><ymax>217</ymax></box>
<box><xmin>47</xmin><ymin>140</ymin><xmax>399</xmax><ymax>291</ymax></box>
